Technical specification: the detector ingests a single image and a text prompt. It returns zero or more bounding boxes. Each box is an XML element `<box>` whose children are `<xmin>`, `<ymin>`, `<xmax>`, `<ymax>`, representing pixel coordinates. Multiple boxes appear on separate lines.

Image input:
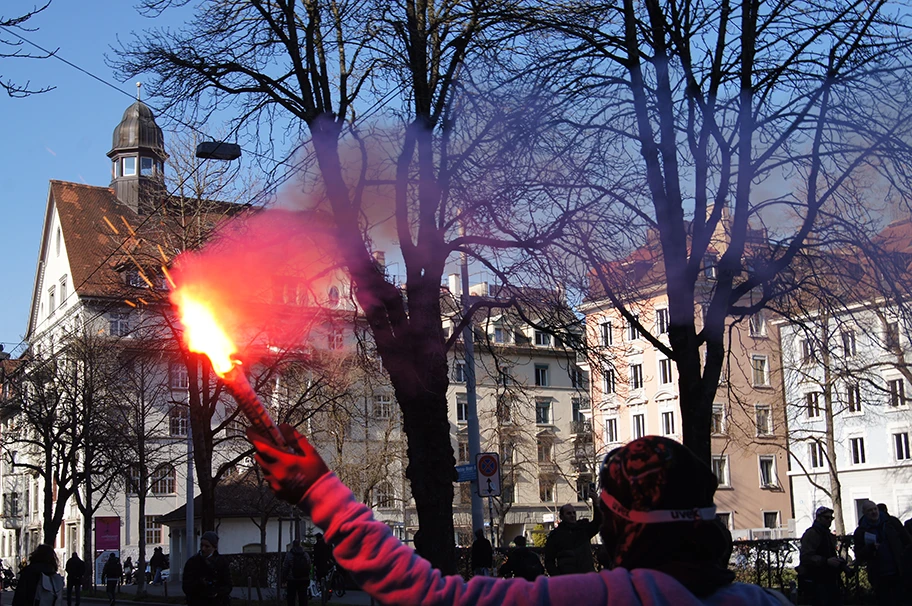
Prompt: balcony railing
<box><xmin>570</xmin><ymin>419</ymin><xmax>592</xmax><ymax>435</ymax></box>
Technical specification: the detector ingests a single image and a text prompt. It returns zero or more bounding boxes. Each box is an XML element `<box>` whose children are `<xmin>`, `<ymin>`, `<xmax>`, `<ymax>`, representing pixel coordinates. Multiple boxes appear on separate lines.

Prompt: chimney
<box><xmin>448</xmin><ymin>273</ymin><xmax>461</xmax><ymax>295</ymax></box>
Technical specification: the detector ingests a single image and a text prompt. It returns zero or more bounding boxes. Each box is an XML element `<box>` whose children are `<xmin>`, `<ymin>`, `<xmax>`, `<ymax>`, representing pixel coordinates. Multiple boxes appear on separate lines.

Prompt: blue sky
<box><xmin>0</xmin><ymin>2</ymin><xmax>202</xmax><ymax>353</ymax></box>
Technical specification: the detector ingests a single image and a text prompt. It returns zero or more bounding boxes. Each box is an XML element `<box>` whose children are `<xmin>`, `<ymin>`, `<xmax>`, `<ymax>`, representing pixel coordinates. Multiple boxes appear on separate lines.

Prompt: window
<box><xmin>889</xmin><ymin>379</ymin><xmax>906</xmax><ymax>407</ymax></box>
<box><xmin>842</xmin><ymin>330</ymin><xmax>857</xmax><ymax>357</ymax></box>
<box><xmin>810</xmin><ymin>442</ymin><xmax>826</xmax><ymax>469</ymax></box>
<box><xmin>847</xmin><ymin>383</ymin><xmax>862</xmax><ymax>413</ymax></box>
<box><xmin>534</xmin><ymin>364</ymin><xmax>549</xmax><ymax>387</ymax></box>
<box><xmin>661</xmin><ymin>411</ymin><xmax>675</xmax><ymax>436</ymax></box>
<box><xmin>457</xmin><ymin>439</ymin><xmax>469</xmax><ymax>463</ymax></box>
<box><xmin>894</xmin><ymin>432</ymin><xmax>911</xmax><ymax>461</ymax></box>
<box><xmin>535</xmin><ymin>399</ymin><xmax>551</xmax><ymax>424</ymax></box>
<box><xmin>717</xmin><ymin>512</ymin><xmax>732</xmax><ymax>530</ymax></box>
<box><xmin>659</xmin><ymin>358</ymin><xmax>673</xmax><ymax>385</ymax></box>
<box><xmin>752</xmin><ymin>355</ymin><xmax>769</xmax><ymax>386</ymax></box>
<box><xmin>626</xmin><ymin>315</ymin><xmax>641</xmax><ymax>341</ymax></box>
<box><xmin>374</xmin><ymin>482</ymin><xmax>395</xmax><ymax>508</ymax></box>
<box><xmin>328</xmin><ymin>328</ymin><xmax>344</xmax><ymax>350</ymax></box>
<box><xmin>59</xmin><ymin>276</ymin><xmax>67</xmax><ymax>308</ymax></box>
<box><xmin>570</xmin><ymin>367</ymin><xmax>585</xmax><ymax>389</ymax></box>
<box><xmin>453</xmin><ymin>362</ymin><xmax>466</xmax><ymax>383</ymax></box>
<box><xmin>48</xmin><ymin>286</ymin><xmax>56</xmax><ymax>314</ymax></box>
<box><xmin>749</xmin><ymin>312</ymin><xmax>767</xmax><ymax>337</ymax></box>
<box><xmin>756</xmin><ymin>405</ymin><xmax>772</xmax><ymax>436</ymax></box>
<box><xmin>711</xmin><ymin>405</ymin><xmax>726</xmax><ymax>435</ymax></box>
<box><xmin>629</xmin><ymin>364</ymin><xmax>644</xmax><ymax>389</ymax></box>
<box><xmin>502</xmin><ymin>482</ymin><xmax>515</xmax><ymax>504</ymax></box>
<box><xmin>496</xmin><ymin>395</ymin><xmax>513</xmax><ymax>424</ymax></box>
<box><xmin>805</xmin><ymin>392</ymin><xmax>821</xmax><ymax>419</ymax></box>
<box><xmin>122</xmin><ymin>156</ymin><xmax>137</xmax><ymax>176</ymax></box>
<box><xmin>759</xmin><ymin>456</ymin><xmax>777</xmax><ymax>487</ymax></box>
<box><xmin>850</xmin><ymin>437</ymin><xmax>866</xmax><ymax>465</ymax></box>
<box><xmin>885</xmin><ymin>321</ymin><xmax>901</xmax><ymax>350</ymax></box>
<box><xmin>537</xmin><ymin>439</ymin><xmax>553</xmax><ymax>463</ymax></box>
<box><xmin>600</xmin><ymin>321</ymin><xmax>613</xmax><ymax>346</ymax></box>
<box><xmin>2</xmin><ymin>492</ymin><xmax>19</xmax><ymax>518</ymax></box>
<box><xmin>496</xmin><ymin>368</ymin><xmax>513</xmax><ymax>387</ymax></box>
<box><xmin>169</xmin><ymin>407</ymin><xmax>188</xmax><ymax>437</ymax></box>
<box><xmin>763</xmin><ymin>511</ymin><xmax>780</xmax><ymax>529</ymax></box>
<box><xmin>373</xmin><ymin>394</ymin><xmax>393</xmax><ymax>419</ymax></box>
<box><xmin>577</xmin><ymin>476</ymin><xmax>594</xmax><ymax>501</ymax></box>
<box><xmin>494</xmin><ymin>327</ymin><xmax>505</xmax><ymax>343</ymax></box>
<box><xmin>605</xmin><ymin>418</ymin><xmax>619</xmax><ymax>443</ymax></box>
<box><xmin>327</xmin><ymin>286</ymin><xmax>340</xmax><ymax>307</ymax></box>
<box><xmin>456</xmin><ymin>394</ymin><xmax>468</xmax><ymax>422</ymax></box>
<box><xmin>603</xmin><ymin>368</ymin><xmax>616</xmax><ymax>395</ymax></box>
<box><xmin>140</xmin><ymin>156</ymin><xmax>154</xmax><ymax>175</ymax></box>
<box><xmin>150</xmin><ymin>465</ymin><xmax>176</xmax><ymax>495</ymax></box>
<box><xmin>571</xmin><ymin>398</ymin><xmax>588</xmax><ymax>422</ymax></box>
<box><xmin>703</xmin><ymin>254</ymin><xmax>718</xmax><ymax>279</ymax></box>
<box><xmin>632</xmin><ymin>413</ymin><xmax>646</xmax><ymax>439</ymax></box>
<box><xmin>169</xmin><ymin>362</ymin><xmax>189</xmax><ymax>390</ymax></box>
<box><xmin>55</xmin><ymin>227</ymin><xmax>61</xmax><ymax>256</ymax></box>
<box><xmin>800</xmin><ymin>339</ymin><xmax>815</xmax><ymax>365</ymax></box>
<box><xmin>145</xmin><ymin>516</ymin><xmax>162</xmax><ymax>545</ymax></box>
<box><xmin>656</xmin><ymin>308</ymin><xmax>669</xmax><ymax>335</ymax></box>
<box><xmin>109</xmin><ymin>313</ymin><xmax>129</xmax><ymax>337</ymax></box>
<box><xmin>534</xmin><ymin>331</ymin><xmax>552</xmax><ymax>346</ymax></box>
<box><xmin>539</xmin><ymin>477</ymin><xmax>555</xmax><ymax>502</ymax></box>
<box><xmin>711</xmin><ymin>456</ymin><xmax>730</xmax><ymax>487</ymax></box>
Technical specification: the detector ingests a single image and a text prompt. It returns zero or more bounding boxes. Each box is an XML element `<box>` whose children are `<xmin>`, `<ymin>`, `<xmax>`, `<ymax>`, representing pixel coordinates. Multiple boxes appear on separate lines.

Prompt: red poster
<box><xmin>94</xmin><ymin>517</ymin><xmax>120</xmax><ymax>552</ymax></box>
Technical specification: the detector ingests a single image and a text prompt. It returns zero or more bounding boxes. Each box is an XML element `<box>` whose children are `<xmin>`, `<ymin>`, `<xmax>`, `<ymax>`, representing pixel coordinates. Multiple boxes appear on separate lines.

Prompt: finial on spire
<box><xmin>136</xmin><ymin>81</ymin><xmax>142</xmax><ymax>101</ymax></box>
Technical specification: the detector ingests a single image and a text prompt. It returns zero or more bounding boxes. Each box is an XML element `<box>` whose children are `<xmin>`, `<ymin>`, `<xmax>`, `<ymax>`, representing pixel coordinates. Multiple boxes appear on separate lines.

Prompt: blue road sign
<box><xmin>455</xmin><ymin>464</ymin><xmax>477</xmax><ymax>483</ymax></box>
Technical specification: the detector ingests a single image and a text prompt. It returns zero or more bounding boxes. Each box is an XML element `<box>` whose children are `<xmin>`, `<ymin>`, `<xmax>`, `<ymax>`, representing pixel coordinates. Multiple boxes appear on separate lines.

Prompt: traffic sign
<box><xmin>455</xmin><ymin>464</ymin><xmax>477</xmax><ymax>483</ymax></box>
<box><xmin>476</xmin><ymin>452</ymin><xmax>501</xmax><ymax>497</ymax></box>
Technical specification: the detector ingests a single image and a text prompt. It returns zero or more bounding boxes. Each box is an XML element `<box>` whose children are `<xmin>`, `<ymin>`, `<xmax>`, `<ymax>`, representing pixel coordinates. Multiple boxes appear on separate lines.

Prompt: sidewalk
<box><xmin>61</xmin><ymin>581</ymin><xmax>375</xmax><ymax>605</ymax></box>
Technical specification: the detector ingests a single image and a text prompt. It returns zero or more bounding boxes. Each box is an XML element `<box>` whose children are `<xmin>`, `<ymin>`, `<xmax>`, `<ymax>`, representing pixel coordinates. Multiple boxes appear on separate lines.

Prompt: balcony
<box><xmin>570</xmin><ymin>419</ymin><xmax>592</xmax><ymax>435</ymax></box>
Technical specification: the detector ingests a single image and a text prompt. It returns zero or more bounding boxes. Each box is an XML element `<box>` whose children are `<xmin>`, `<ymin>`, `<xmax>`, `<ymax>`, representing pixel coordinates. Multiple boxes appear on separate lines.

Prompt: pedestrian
<box><xmin>121</xmin><ymin>557</ymin><xmax>133</xmax><ymax>585</ymax></box>
<box><xmin>101</xmin><ymin>554</ymin><xmax>122</xmax><ymax>606</ymax></box>
<box><xmin>854</xmin><ymin>499</ymin><xmax>912</xmax><ymax>605</ymax></box>
<box><xmin>544</xmin><ymin>499</ymin><xmax>601</xmax><ymax>576</ymax></box>
<box><xmin>249</xmin><ymin>425</ymin><xmax>790</xmax><ymax>604</ymax></box>
<box><xmin>282</xmin><ymin>539</ymin><xmax>311</xmax><ymax>606</ymax></box>
<box><xmin>182</xmin><ymin>531</ymin><xmax>232</xmax><ymax>606</ymax></box>
<box><xmin>313</xmin><ymin>533</ymin><xmax>333</xmax><ymax>587</ymax></box>
<box><xmin>798</xmin><ymin>506</ymin><xmax>851</xmax><ymax>605</ymax></box>
<box><xmin>149</xmin><ymin>547</ymin><xmax>165</xmax><ymax>586</ymax></box>
<box><xmin>65</xmin><ymin>552</ymin><xmax>85</xmax><ymax>606</ymax></box>
<box><xmin>498</xmin><ymin>536</ymin><xmax>544</xmax><ymax>581</ymax></box>
<box><xmin>13</xmin><ymin>544</ymin><xmax>64</xmax><ymax>606</ymax></box>
<box><xmin>471</xmin><ymin>529</ymin><xmax>493</xmax><ymax>577</ymax></box>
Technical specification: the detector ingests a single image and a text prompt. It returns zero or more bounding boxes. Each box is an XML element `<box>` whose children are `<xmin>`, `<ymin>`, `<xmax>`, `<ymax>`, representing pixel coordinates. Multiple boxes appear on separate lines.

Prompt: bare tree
<box><xmin>0</xmin><ymin>1</ymin><xmax>55</xmax><ymax>97</ymax></box>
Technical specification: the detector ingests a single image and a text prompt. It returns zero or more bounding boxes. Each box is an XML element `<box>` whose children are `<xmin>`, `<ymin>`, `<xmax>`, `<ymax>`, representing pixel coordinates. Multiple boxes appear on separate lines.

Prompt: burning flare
<box><xmin>171</xmin><ymin>288</ymin><xmax>238</xmax><ymax>376</ymax></box>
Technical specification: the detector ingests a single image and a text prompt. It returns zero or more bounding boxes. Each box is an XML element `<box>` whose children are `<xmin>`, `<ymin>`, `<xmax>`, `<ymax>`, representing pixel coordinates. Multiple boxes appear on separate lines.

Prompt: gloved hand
<box><xmin>247</xmin><ymin>423</ymin><xmax>330</xmax><ymax>504</ymax></box>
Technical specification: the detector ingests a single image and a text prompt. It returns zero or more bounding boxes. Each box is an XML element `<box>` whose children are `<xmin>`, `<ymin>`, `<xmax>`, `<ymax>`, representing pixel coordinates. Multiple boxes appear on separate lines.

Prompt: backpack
<box><xmin>34</xmin><ymin>572</ymin><xmax>64</xmax><ymax>606</ymax></box>
<box><xmin>291</xmin><ymin>551</ymin><xmax>311</xmax><ymax>580</ymax></box>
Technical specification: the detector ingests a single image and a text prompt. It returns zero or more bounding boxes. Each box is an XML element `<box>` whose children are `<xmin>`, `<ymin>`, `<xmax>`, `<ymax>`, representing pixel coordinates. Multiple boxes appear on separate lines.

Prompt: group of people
<box><xmin>799</xmin><ymin>500</ymin><xmax>912</xmax><ymax>606</ymax></box>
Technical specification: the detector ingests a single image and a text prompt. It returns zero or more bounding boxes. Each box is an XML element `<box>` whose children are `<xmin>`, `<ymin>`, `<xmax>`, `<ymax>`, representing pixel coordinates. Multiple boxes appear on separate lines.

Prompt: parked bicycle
<box><xmin>318</xmin><ymin>562</ymin><xmax>345</xmax><ymax>603</ymax></box>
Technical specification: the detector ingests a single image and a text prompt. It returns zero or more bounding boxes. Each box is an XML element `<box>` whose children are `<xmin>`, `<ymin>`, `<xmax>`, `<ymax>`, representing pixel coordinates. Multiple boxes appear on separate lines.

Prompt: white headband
<box><xmin>600</xmin><ymin>489</ymin><xmax>717</xmax><ymax>524</ymax></box>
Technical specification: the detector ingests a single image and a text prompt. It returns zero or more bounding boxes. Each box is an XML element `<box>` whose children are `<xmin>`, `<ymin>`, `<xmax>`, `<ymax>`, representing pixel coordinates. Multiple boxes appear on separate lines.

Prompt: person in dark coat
<box><xmin>282</xmin><ymin>539</ymin><xmax>311</xmax><ymax>606</ymax></box>
<box><xmin>182</xmin><ymin>531</ymin><xmax>232</xmax><ymax>606</ymax></box>
<box><xmin>313</xmin><ymin>533</ymin><xmax>333</xmax><ymax>585</ymax></box>
<box><xmin>499</xmin><ymin>536</ymin><xmax>544</xmax><ymax>581</ymax></box>
<box><xmin>854</xmin><ymin>499</ymin><xmax>912</xmax><ymax>606</ymax></box>
<box><xmin>65</xmin><ymin>552</ymin><xmax>86</xmax><ymax>606</ymax></box>
<box><xmin>101</xmin><ymin>554</ymin><xmax>122</xmax><ymax>606</ymax></box>
<box><xmin>799</xmin><ymin>506</ymin><xmax>851</xmax><ymax>605</ymax></box>
<box><xmin>471</xmin><ymin>529</ymin><xmax>494</xmax><ymax>577</ymax></box>
<box><xmin>149</xmin><ymin>547</ymin><xmax>166</xmax><ymax>586</ymax></box>
<box><xmin>544</xmin><ymin>500</ymin><xmax>601</xmax><ymax>575</ymax></box>
<box><xmin>12</xmin><ymin>544</ymin><xmax>62</xmax><ymax>606</ymax></box>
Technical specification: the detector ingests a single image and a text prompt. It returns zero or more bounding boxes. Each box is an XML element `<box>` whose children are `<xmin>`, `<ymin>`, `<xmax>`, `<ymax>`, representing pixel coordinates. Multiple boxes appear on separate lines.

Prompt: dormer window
<box><xmin>140</xmin><ymin>157</ymin><xmax>154</xmax><ymax>175</ymax></box>
<box><xmin>122</xmin><ymin>157</ymin><xmax>137</xmax><ymax>176</ymax></box>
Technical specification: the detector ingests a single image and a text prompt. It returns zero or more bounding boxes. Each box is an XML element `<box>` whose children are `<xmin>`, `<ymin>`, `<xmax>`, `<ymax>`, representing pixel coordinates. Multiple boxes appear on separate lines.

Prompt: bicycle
<box><xmin>318</xmin><ymin>563</ymin><xmax>346</xmax><ymax>603</ymax></box>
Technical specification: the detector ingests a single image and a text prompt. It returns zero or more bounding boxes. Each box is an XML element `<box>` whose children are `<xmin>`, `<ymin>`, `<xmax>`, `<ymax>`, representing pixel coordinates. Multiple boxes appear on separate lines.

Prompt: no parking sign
<box><xmin>476</xmin><ymin>452</ymin><xmax>501</xmax><ymax>497</ymax></box>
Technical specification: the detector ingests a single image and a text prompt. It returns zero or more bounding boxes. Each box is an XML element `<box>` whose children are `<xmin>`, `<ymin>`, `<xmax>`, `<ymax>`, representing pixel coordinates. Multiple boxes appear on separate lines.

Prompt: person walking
<box><xmin>282</xmin><ymin>539</ymin><xmax>311</xmax><ymax>606</ymax></box>
<box><xmin>12</xmin><ymin>544</ymin><xmax>64</xmax><ymax>606</ymax></box>
<box><xmin>101</xmin><ymin>554</ymin><xmax>122</xmax><ymax>606</ymax></box>
<box><xmin>64</xmin><ymin>552</ymin><xmax>85</xmax><ymax>606</ymax></box>
<box><xmin>121</xmin><ymin>557</ymin><xmax>133</xmax><ymax>586</ymax></box>
<box><xmin>249</xmin><ymin>426</ymin><xmax>791</xmax><ymax>605</ymax></box>
<box><xmin>149</xmin><ymin>548</ymin><xmax>165</xmax><ymax>586</ymax></box>
<box><xmin>182</xmin><ymin>531</ymin><xmax>232</xmax><ymax>606</ymax></box>
<box><xmin>544</xmin><ymin>500</ymin><xmax>601</xmax><ymax>576</ymax></box>
<box><xmin>471</xmin><ymin>529</ymin><xmax>494</xmax><ymax>577</ymax></box>
<box><xmin>854</xmin><ymin>499</ymin><xmax>912</xmax><ymax>606</ymax></box>
<box><xmin>313</xmin><ymin>534</ymin><xmax>333</xmax><ymax>588</ymax></box>
<box><xmin>798</xmin><ymin>506</ymin><xmax>851</xmax><ymax>605</ymax></box>
<box><xmin>498</xmin><ymin>536</ymin><xmax>544</xmax><ymax>581</ymax></box>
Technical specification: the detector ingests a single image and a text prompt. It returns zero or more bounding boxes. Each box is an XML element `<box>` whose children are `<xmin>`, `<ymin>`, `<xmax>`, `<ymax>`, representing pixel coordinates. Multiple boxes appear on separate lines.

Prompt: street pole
<box><xmin>459</xmin><ymin>226</ymin><xmax>485</xmax><ymax>538</ymax></box>
<box><xmin>185</xmin><ymin>423</ymin><xmax>194</xmax><ymax>578</ymax></box>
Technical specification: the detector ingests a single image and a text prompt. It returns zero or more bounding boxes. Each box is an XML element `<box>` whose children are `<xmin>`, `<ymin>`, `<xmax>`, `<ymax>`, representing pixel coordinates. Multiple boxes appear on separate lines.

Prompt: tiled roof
<box><xmin>156</xmin><ymin>469</ymin><xmax>297</xmax><ymax>523</ymax></box>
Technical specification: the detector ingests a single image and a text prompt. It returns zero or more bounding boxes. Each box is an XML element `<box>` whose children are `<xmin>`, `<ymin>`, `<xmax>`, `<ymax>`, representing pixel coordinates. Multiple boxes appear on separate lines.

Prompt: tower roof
<box><xmin>108</xmin><ymin>100</ymin><xmax>165</xmax><ymax>155</ymax></box>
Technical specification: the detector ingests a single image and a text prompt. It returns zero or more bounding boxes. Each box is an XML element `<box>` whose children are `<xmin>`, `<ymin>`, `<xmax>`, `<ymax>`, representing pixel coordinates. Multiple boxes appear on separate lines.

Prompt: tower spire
<box><xmin>136</xmin><ymin>81</ymin><xmax>142</xmax><ymax>101</ymax></box>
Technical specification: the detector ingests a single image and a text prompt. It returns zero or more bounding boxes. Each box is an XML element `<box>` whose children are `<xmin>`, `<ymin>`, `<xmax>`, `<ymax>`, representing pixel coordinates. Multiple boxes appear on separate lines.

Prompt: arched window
<box><xmin>151</xmin><ymin>464</ymin><xmax>176</xmax><ymax>495</ymax></box>
<box><xmin>327</xmin><ymin>286</ymin><xmax>340</xmax><ymax>307</ymax></box>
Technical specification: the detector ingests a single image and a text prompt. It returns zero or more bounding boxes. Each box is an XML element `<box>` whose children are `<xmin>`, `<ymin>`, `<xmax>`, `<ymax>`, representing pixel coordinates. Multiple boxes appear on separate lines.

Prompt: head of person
<box><xmin>292</xmin><ymin>539</ymin><xmax>301</xmax><ymax>549</ymax></box>
<box><xmin>201</xmin><ymin>531</ymin><xmax>219</xmax><ymax>556</ymax></box>
<box><xmin>316</xmin><ymin>533</ymin><xmax>325</xmax><ymax>543</ymax></box>
<box><xmin>513</xmin><ymin>536</ymin><xmax>527</xmax><ymax>547</ymax></box>
<box><xmin>30</xmin><ymin>544</ymin><xmax>58</xmax><ymax>571</ymax></box>
<box><xmin>558</xmin><ymin>504</ymin><xmax>577</xmax><ymax>524</ymax></box>
<box><xmin>815</xmin><ymin>506</ymin><xmax>835</xmax><ymax>528</ymax></box>
<box><xmin>474</xmin><ymin>529</ymin><xmax>484</xmax><ymax>540</ymax></box>
<box><xmin>878</xmin><ymin>503</ymin><xmax>888</xmax><ymax>516</ymax></box>
<box><xmin>862</xmin><ymin>500</ymin><xmax>880</xmax><ymax>523</ymax></box>
<box><xmin>597</xmin><ymin>436</ymin><xmax>733</xmax><ymax>595</ymax></box>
